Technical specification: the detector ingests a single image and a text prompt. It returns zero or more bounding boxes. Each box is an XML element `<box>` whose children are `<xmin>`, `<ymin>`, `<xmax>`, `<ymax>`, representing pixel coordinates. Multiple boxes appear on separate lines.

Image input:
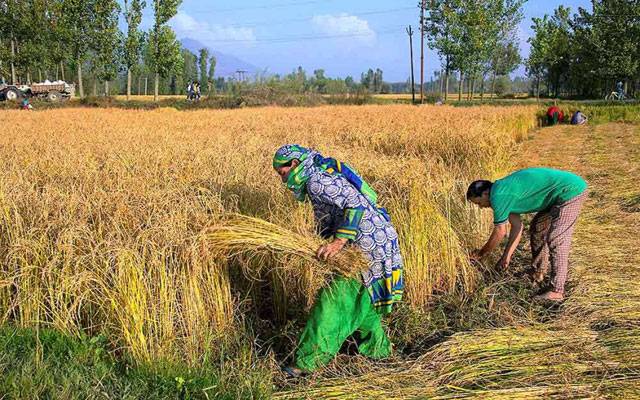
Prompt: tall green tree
<box><xmin>489</xmin><ymin>39</ymin><xmax>521</xmax><ymax>97</ymax></box>
<box><xmin>208</xmin><ymin>55</ymin><xmax>216</xmax><ymax>94</ymax></box>
<box><xmin>569</xmin><ymin>7</ymin><xmax>599</xmax><ymax>97</ymax></box>
<box><xmin>47</xmin><ymin>0</ymin><xmax>72</xmax><ymax>81</ymax></box>
<box><xmin>0</xmin><ymin>1</ymin><xmax>13</xmax><ymax>82</ymax></box>
<box><xmin>149</xmin><ymin>0</ymin><xmax>182</xmax><ymax>101</ymax></box>
<box><xmin>425</xmin><ymin>0</ymin><xmax>462</xmax><ymax>101</ymax></box>
<box><xmin>123</xmin><ymin>0</ymin><xmax>146</xmax><ymax>100</ymax></box>
<box><xmin>92</xmin><ymin>0</ymin><xmax>121</xmax><ymax>95</ymax></box>
<box><xmin>1</xmin><ymin>0</ymin><xmax>46</xmax><ymax>83</ymax></box>
<box><xmin>62</xmin><ymin>0</ymin><xmax>98</xmax><ymax>97</ymax></box>
<box><xmin>588</xmin><ymin>0</ymin><xmax>640</xmax><ymax>92</ymax></box>
<box><xmin>344</xmin><ymin>75</ymin><xmax>355</xmax><ymax>91</ymax></box>
<box><xmin>361</xmin><ymin>68</ymin><xmax>374</xmax><ymax>92</ymax></box>
<box><xmin>20</xmin><ymin>0</ymin><xmax>53</xmax><ymax>82</ymax></box>
<box><xmin>1</xmin><ymin>1</ymin><xmax>23</xmax><ymax>83</ymax></box>
<box><xmin>374</xmin><ymin>68</ymin><xmax>383</xmax><ymax>93</ymax></box>
<box><xmin>198</xmin><ymin>47</ymin><xmax>209</xmax><ymax>94</ymax></box>
<box><xmin>312</xmin><ymin>69</ymin><xmax>327</xmax><ymax>93</ymax></box>
<box><xmin>179</xmin><ymin>48</ymin><xmax>197</xmax><ymax>92</ymax></box>
<box><xmin>426</xmin><ymin>0</ymin><xmax>524</xmax><ymax>101</ymax></box>
<box><xmin>527</xmin><ymin>7</ymin><xmax>572</xmax><ymax>97</ymax></box>
<box><xmin>283</xmin><ymin>66</ymin><xmax>307</xmax><ymax>93</ymax></box>
<box><xmin>526</xmin><ymin>15</ymin><xmax>552</xmax><ymax>98</ymax></box>
<box><xmin>484</xmin><ymin>0</ymin><xmax>524</xmax><ymax>98</ymax></box>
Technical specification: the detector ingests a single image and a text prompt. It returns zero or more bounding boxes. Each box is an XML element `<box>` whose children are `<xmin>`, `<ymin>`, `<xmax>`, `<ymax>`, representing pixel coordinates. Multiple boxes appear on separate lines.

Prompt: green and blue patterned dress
<box><xmin>273</xmin><ymin>144</ymin><xmax>403</xmax><ymax>371</ymax></box>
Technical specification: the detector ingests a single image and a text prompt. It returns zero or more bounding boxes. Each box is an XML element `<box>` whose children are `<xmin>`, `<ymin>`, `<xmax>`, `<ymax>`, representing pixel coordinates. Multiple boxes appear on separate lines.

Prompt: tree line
<box><xmin>424</xmin><ymin>0</ymin><xmax>525</xmax><ymax>101</ymax></box>
<box><xmin>527</xmin><ymin>1</ymin><xmax>640</xmax><ymax>99</ymax></box>
<box><xmin>0</xmin><ymin>0</ymin><xmax>403</xmax><ymax>100</ymax></box>
<box><xmin>12</xmin><ymin>0</ymin><xmax>630</xmax><ymax>101</ymax></box>
<box><xmin>0</xmin><ymin>0</ymin><xmax>208</xmax><ymax>101</ymax></box>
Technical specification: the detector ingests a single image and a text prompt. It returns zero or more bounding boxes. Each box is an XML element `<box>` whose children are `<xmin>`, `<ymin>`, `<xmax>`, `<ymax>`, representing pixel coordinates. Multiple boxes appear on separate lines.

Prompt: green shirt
<box><xmin>490</xmin><ymin>168</ymin><xmax>587</xmax><ymax>225</ymax></box>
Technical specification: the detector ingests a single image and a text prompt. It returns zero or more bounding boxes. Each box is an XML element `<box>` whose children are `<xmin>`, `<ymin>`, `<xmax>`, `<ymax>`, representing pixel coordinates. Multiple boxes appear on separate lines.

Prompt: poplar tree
<box><xmin>149</xmin><ymin>0</ymin><xmax>182</xmax><ymax>101</ymax></box>
<box><xmin>92</xmin><ymin>0</ymin><xmax>121</xmax><ymax>95</ymax></box>
<box><xmin>198</xmin><ymin>47</ymin><xmax>209</xmax><ymax>94</ymax></box>
<box><xmin>123</xmin><ymin>0</ymin><xmax>146</xmax><ymax>100</ymax></box>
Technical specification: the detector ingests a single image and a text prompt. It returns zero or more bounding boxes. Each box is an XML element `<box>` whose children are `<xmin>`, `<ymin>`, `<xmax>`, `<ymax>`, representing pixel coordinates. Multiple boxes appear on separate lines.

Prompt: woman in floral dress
<box><xmin>273</xmin><ymin>144</ymin><xmax>403</xmax><ymax>377</ymax></box>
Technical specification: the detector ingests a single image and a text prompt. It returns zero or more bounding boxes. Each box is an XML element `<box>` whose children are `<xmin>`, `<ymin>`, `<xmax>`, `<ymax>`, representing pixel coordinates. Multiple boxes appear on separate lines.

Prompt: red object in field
<box><xmin>547</xmin><ymin>106</ymin><xmax>564</xmax><ymax>122</ymax></box>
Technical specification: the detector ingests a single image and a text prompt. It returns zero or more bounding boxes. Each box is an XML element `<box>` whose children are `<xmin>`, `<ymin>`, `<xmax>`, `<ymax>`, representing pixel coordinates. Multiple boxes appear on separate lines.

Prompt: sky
<box><xmin>132</xmin><ymin>0</ymin><xmax>592</xmax><ymax>81</ymax></box>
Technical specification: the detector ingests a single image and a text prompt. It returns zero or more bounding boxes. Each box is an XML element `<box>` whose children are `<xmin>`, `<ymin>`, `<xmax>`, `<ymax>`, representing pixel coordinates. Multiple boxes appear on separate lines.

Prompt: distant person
<box><xmin>546</xmin><ymin>105</ymin><xmax>563</xmax><ymax>125</ymax></box>
<box><xmin>187</xmin><ymin>81</ymin><xmax>194</xmax><ymax>100</ymax></box>
<box><xmin>570</xmin><ymin>110</ymin><xmax>588</xmax><ymax>125</ymax></box>
<box><xmin>21</xmin><ymin>97</ymin><xmax>33</xmax><ymax>111</ymax></box>
<box><xmin>194</xmin><ymin>81</ymin><xmax>201</xmax><ymax>101</ymax></box>
<box><xmin>616</xmin><ymin>81</ymin><xmax>624</xmax><ymax>98</ymax></box>
<box><xmin>467</xmin><ymin>168</ymin><xmax>588</xmax><ymax>302</ymax></box>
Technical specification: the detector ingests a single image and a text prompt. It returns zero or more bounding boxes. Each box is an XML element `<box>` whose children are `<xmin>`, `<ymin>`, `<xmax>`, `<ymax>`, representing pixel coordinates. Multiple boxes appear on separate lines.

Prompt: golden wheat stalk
<box><xmin>273</xmin><ymin>325</ymin><xmax>618</xmax><ymax>400</ymax></box>
<box><xmin>0</xmin><ymin>105</ymin><xmax>544</xmax><ymax>369</ymax></box>
<box><xmin>200</xmin><ymin>214</ymin><xmax>368</xmax><ymax>281</ymax></box>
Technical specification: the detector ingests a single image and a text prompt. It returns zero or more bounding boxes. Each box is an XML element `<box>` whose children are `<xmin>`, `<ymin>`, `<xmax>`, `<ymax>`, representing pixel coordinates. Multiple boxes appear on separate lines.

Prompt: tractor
<box><xmin>0</xmin><ymin>80</ymin><xmax>75</xmax><ymax>102</ymax></box>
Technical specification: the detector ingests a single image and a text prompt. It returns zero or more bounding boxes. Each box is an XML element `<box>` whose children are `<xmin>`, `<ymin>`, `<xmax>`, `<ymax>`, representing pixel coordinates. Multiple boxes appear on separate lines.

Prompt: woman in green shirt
<box><xmin>466</xmin><ymin>167</ymin><xmax>588</xmax><ymax>301</ymax></box>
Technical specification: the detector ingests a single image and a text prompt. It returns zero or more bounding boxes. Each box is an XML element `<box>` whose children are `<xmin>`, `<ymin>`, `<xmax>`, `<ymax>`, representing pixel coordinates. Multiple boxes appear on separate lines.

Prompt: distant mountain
<box><xmin>180</xmin><ymin>38</ymin><xmax>261</xmax><ymax>78</ymax></box>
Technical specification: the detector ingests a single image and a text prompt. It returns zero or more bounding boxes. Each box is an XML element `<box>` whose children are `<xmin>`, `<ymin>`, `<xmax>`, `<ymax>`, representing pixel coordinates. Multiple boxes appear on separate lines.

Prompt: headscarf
<box><xmin>273</xmin><ymin>144</ymin><xmax>320</xmax><ymax>201</ymax></box>
<box><xmin>273</xmin><ymin>144</ymin><xmax>386</xmax><ymax>220</ymax></box>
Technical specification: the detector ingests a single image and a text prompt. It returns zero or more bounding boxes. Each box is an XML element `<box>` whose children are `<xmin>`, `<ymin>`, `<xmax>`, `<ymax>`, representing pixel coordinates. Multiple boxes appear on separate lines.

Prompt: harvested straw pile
<box><xmin>202</xmin><ymin>214</ymin><xmax>367</xmax><ymax>277</ymax></box>
<box><xmin>201</xmin><ymin>214</ymin><xmax>368</xmax><ymax>304</ymax></box>
<box><xmin>274</xmin><ymin>324</ymin><xmax>618</xmax><ymax>400</ymax></box>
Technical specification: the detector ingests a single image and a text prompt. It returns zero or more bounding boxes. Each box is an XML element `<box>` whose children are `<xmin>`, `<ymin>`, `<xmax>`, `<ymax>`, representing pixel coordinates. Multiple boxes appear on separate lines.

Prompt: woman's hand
<box><xmin>496</xmin><ymin>255</ymin><xmax>511</xmax><ymax>271</ymax></box>
<box><xmin>469</xmin><ymin>249</ymin><xmax>483</xmax><ymax>262</ymax></box>
<box><xmin>317</xmin><ymin>238</ymin><xmax>348</xmax><ymax>261</ymax></box>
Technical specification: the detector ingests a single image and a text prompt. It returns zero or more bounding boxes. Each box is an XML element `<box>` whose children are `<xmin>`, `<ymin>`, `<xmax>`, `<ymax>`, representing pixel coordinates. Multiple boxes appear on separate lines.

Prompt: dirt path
<box><xmin>520</xmin><ymin>123</ymin><xmax>640</xmax><ymax>325</ymax></box>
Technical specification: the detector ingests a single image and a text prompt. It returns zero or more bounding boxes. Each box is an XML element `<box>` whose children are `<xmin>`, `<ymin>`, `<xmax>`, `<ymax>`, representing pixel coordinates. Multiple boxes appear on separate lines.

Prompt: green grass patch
<box><xmin>0</xmin><ymin>90</ymin><xmax>388</xmax><ymax>111</ymax></box>
<box><xmin>0</xmin><ymin>326</ymin><xmax>272</xmax><ymax>399</ymax></box>
<box><xmin>560</xmin><ymin>103</ymin><xmax>640</xmax><ymax>124</ymax></box>
<box><xmin>530</xmin><ymin>103</ymin><xmax>640</xmax><ymax>126</ymax></box>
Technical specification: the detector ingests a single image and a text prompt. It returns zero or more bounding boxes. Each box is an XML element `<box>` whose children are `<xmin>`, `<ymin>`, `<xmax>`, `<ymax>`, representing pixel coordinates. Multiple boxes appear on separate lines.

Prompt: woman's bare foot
<box><xmin>534</xmin><ymin>290</ymin><xmax>564</xmax><ymax>302</ymax></box>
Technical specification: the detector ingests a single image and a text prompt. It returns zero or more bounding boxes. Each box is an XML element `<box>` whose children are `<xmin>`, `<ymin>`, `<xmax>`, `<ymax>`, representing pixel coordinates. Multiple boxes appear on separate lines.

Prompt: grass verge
<box><xmin>0</xmin><ymin>325</ymin><xmax>273</xmax><ymax>399</ymax></box>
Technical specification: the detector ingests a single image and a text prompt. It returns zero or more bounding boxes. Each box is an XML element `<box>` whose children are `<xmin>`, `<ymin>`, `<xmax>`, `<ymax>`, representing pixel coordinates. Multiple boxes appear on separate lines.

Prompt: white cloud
<box><xmin>170</xmin><ymin>11</ymin><xmax>256</xmax><ymax>45</ymax></box>
<box><xmin>311</xmin><ymin>13</ymin><xmax>376</xmax><ymax>45</ymax></box>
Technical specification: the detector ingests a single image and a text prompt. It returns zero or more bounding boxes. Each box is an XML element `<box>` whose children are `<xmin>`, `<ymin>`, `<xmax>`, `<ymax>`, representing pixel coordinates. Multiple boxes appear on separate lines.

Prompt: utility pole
<box><xmin>406</xmin><ymin>25</ymin><xmax>416</xmax><ymax>104</ymax></box>
<box><xmin>419</xmin><ymin>0</ymin><xmax>426</xmax><ymax>104</ymax></box>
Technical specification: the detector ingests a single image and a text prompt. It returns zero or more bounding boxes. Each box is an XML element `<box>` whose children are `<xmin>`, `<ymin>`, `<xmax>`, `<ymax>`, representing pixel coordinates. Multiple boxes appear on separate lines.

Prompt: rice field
<box><xmin>275</xmin><ymin>120</ymin><xmax>640</xmax><ymax>399</ymax></box>
<box><xmin>0</xmin><ymin>104</ymin><xmax>638</xmax><ymax>398</ymax></box>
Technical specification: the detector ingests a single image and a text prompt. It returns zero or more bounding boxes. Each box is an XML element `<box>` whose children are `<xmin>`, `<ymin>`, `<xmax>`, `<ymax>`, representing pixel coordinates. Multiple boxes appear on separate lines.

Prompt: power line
<box><xmin>206</xmin><ymin>26</ymin><xmax>404</xmax><ymax>44</ymax></box>
<box><xmin>188</xmin><ymin>0</ymin><xmax>336</xmax><ymax>13</ymax></box>
<box><xmin>584</xmin><ymin>13</ymin><xmax>640</xmax><ymax>17</ymax></box>
<box><xmin>216</xmin><ymin>6</ymin><xmax>417</xmax><ymax>27</ymax></box>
